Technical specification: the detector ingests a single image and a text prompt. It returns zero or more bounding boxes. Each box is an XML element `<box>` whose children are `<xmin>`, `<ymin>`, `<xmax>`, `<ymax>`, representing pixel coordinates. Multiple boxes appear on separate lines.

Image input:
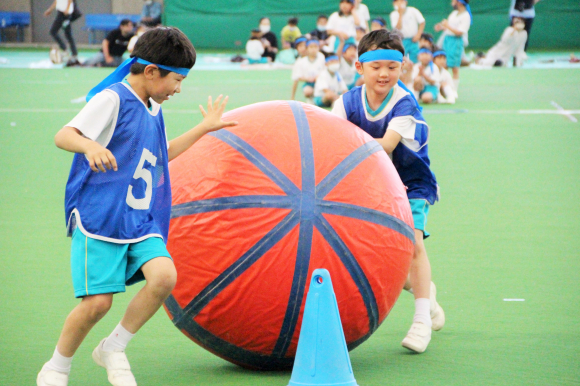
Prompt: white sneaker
<box><xmin>401</xmin><ymin>322</ymin><xmax>432</xmax><ymax>353</ymax></box>
<box><xmin>37</xmin><ymin>366</ymin><xmax>68</xmax><ymax>386</ymax></box>
<box><xmin>430</xmin><ymin>281</ymin><xmax>446</xmax><ymax>331</ymax></box>
<box><xmin>92</xmin><ymin>338</ymin><xmax>137</xmax><ymax>386</ymax></box>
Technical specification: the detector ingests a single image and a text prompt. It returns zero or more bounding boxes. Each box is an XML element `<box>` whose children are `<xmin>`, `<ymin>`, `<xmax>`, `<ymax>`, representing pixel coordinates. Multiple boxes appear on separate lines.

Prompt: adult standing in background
<box><xmin>354</xmin><ymin>0</ymin><xmax>371</xmax><ymax>32</ymax></box>
<box><xmin>44</xmin><ymin>0</ymin><xmax>79</xmax><ymax>65</ymax></box>
<box><xmin>259</xmin><ymin>17</ymin><xmax>279</xmax><ymax>62</ymax></box>
<box><xmin>141</xmin><ymin>0</ymin><xmax>163</xmax><ymax>27</ymax></box>
<box><xmin>509</xmin><ymin>0</ymin><xmax>541</xmax><ymax>51</ymax></box>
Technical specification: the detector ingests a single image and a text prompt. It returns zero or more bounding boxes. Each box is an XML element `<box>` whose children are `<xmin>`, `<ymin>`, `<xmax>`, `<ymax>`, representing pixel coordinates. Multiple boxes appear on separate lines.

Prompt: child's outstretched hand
<box><xmin>199</xmin><ymin>95</ymin><xmax>238</xmax><ymax>133</ymax></box>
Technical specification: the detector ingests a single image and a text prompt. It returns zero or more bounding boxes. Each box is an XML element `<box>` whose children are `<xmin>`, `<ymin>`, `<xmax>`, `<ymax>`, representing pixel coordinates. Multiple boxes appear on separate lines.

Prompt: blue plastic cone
<box><xmin>288</xmin><ymin>269</ymin><xmax>359</xmax><ymax>386</ymax></box>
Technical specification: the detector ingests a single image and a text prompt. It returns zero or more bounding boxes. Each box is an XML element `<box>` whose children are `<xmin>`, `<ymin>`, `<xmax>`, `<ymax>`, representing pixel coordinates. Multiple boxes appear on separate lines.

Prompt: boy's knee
<box><xmin>147</xmin><ymin>259</ymin><xmax>177</xmax><ymax>297</ymax></box>
<box><xmin>421</xmin><ymin>94</ymin><xmax>433</xmax><ymax>104</ymax></box>
<box><xmin>83</xmin><ymin>294</ymin><xmax>113</xmax><ymax>321</ymax></box>
<box><xmin>303</xmin><ymin>87</ymin><xmax>313</xmax><ymax>97</ymax></box>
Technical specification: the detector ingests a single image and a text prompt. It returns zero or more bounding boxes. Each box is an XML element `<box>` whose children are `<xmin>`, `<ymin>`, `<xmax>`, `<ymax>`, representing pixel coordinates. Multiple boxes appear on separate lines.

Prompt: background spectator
<box><xmin>475</xmin><ymin>17</ymin><xmax>528</xmax><ymax>67</ymax></box>
<box><xmin>509</xmin><ymin>0</ymin><xmax>541</xmax><ymax>51</ymax></box>
<box><xmin>141</xmin><ymin>0</ymin><xmax>162</xmax><ymax>27</ymax></box>
<box><xmin>259</xmin><ymin>17</ymin><xmax>279</xmax><ymax>61</ymax></box>
<box><xmin>281</xmin><ymin>17</ymin><xmax>302</xmax><ymax>49</ymax></box>
<box><xmin>44</xmin><ymin>0</ymin><xmax>79</xmax><ymax>66</ymax></box>
<box><xmin>83</xmin><ymin>19</ymin><xmax>134</xmax><ymax>67</ymax></box>
<box><xmin>354</xmin><ymin>0</ymin><xmax>371</xmax><ymax>32</ymax></box>
<box><xmin>327</xmin><ymin>0</ymin><xmax>359</xmax><ymax>52</ymax></box>
<box><xmin>246</xmin><ymin>29</ymin><xmax>269</xmax><ymax>64</ymax></box>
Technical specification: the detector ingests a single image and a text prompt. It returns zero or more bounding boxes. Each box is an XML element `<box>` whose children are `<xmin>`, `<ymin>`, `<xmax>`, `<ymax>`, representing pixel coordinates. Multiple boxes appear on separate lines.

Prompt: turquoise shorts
<box><xmin>420</xmin><ymin>85</ymin><xmax>439</xmax><ymax>101</ymax></box>
<box><xmin>70</xmin><ymin>228</ymin><xmax>171</xmax><ymax>298</ymax></box>
<box><xmin>409</xmin><ymin>199</ymin><xmax>430</xmax><ymax>239</ymax></box>
<box><xmin>403</xmin><ymin>38</ymin><xmax>420</xmax><ymax>63</ymax></box>
<box><xmin>314</xmin><ymin>96</ymin><xmax>330</xmax><ymax>107</ymax></box>
<box><xmin>303</xmin><ymin>82</ymin><xmax>315</xmax><ymax>89</ymax></box>
<box><xmin>248</xmin><ymin>57</ymin><xmax>268</xmax><ymax>64</ymax></box>
<box><xmin>443</xmin><ymin>35</ymin><xmax>464</xmax><ymax>68</ymax></box>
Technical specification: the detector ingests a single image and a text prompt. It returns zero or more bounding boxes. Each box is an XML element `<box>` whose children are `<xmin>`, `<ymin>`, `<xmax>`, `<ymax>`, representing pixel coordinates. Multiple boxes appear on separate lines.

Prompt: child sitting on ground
<box><xmin>412</xmin><ymin>48</ymin><xmax>440</xmax><ymax>104</ymax></box>
<box><xmin>433</xmin><ymin>50</ymin><xmax>456</xmax><ymax>104</ymax></box>
<box><xmin>338</xmin><ymin>41</ymin><xmax>358</xmax><ymax>89</ymax></box>
<box><xmin>475</xmin><ymin>17</ymin><xmax>527</xmax><ymax>67</ymax></box>
<box><xmin>291</xmin><ymin>39</ymin><xmax>326</xmax><ymax>101</ymax></box>
<box><xmin>313</xmin><ymin>55</ymin><xmax>348</xmax><ymax>107</ymax></box>
<box><xmin>246</xmin><ymin>29</ymin><xmax>270</xmax><ymax>64</ymax></box>
<box><xmin>281</xmin><ymin>17</ymin><xmax>302</xmax><ymax>49</ymax></box>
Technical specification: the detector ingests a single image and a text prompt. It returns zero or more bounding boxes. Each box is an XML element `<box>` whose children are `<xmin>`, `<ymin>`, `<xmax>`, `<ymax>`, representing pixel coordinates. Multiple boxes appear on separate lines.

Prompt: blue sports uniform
<box><xmin>65</xmin><ymin>82</ymin><xmax>172</xmax><ymax>296</ymax></box>
<box><xmin>337</xmin><ymin>85</ymin><xmax>438</xmax><ymax>235</ymax></box>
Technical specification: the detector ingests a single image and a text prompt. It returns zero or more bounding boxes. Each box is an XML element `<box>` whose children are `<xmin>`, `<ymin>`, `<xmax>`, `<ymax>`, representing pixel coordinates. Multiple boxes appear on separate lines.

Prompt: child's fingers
<box><xmin>213</xmin><ymin>94</ymin><xmax>223</xmax><ymax>110</ymax></box>
<box><xmin>219</xmin><ymin>96</ymin><xmax>229</xmax><ymax>112</ymax></box>
<box><xmin>222</xmin><ymin>120</ymin><xmax>238</xmax><ymax>128</ymax></box>
<box><xmin>88</xmin><ymin>160</ymin><xmax>99</xmax><ymax>172</ymax></box>
<box><xmin>107</xmin><ymin>152</ymin><xmax>118</xmax><ymax>171</ymax></box>
<box><xmin>199</xmin><ymin>105</ymin><xmax>207</xmax><ymax>117</ymax></box>
<box><xmin>207</xmin><ymin>96</ymin><xmax>213</xmax><ymax>113</ymax></box>
<box><xmin>96</xmin><ymin>158</ymin><xmax>106</xmax><ymax>173</ymax></box>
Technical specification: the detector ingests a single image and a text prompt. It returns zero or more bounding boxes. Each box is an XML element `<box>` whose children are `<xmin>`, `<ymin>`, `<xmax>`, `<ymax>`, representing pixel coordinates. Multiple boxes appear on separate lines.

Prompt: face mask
<box><xmin>317</xmin><ymin>25</ymin><xmax>327</xmax><ymax>31</ymax></box>
<box><xmin>328</xmin><ymin>63</ymin><xmax>340</xmax><ymax>72</ymax></box>
<box><xmin>260</xmin><ymin>25</ymin><xmax>270</xmax><ymax>33</ymax></box>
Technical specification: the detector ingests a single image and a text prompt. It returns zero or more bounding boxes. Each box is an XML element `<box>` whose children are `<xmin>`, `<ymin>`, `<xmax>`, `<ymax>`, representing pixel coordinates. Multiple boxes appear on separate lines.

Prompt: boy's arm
<box><xmin>168</xmin><ymin>95</ymin><xmax>238</xmax><ymax>162</ymax></box>
<box><xmin>55</xmin><ymin>127</ymin><xmax>118</xmax><ymax>172</ymax></box>
<box><xmin>376</xmin><ymin>130</ymin><xmax>402</xmax><ymax>154</ymax></box>
<box><xmin>291</xmin><ymin>80</ymin><xmax>299</xmax><ymax>100</ymax></box>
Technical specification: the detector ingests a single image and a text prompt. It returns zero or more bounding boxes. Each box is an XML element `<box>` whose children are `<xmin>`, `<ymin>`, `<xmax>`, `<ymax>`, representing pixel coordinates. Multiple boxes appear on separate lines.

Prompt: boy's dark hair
<box><xmin>119</xmin><ymin>19</ymin><xmax>133</xmax><ymax>27</ymax></box>
<box><xmin>317</xmin><ymin>15</ymin><xmax>328</xmax><ymax>21</ymax></box>
<box><xmin>130</xmin><ymin>27</ymin><xmax>196</xmax><ymax>77</ymax></box>
<box><xmin>288</xmin><ymin>17</ymin><xmax>298</xmax><ymax>26</ymax></box>
<box><xmin>372</xmin><ymin>17</ymin><xmax>387</xmax><ymax>26</ymax></box>
<box><xmin>358</xmin><ymin>29</ymin><xmax>404</xmax><ymax>57</ymax></box>
<box><xmin>420</xmin><ymin>33</ymin><xmax>434</xmax><ymax>43</ymax></box>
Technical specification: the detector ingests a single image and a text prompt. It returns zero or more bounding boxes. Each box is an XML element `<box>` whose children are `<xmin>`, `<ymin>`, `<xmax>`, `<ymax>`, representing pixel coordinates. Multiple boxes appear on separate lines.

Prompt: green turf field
<box><xmin>1</xmin><ymin>60</ymin><xmax>579</xmax><ymax>385</ymax></box>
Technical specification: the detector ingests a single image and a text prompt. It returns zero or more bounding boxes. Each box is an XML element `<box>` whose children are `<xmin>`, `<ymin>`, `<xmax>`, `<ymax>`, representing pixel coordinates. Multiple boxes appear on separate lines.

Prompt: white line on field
<box><xmin>0</xmin><ymin>108</ymin><xmax>200</xmax><ymax>114</ymax></box>
<box><xmin>503</xmin><ymin>299</ymin><xmax>525</xmax><ymax>301</ymax></box>
<box><xmin>550</xmin><ymin>101</ymin><xmax>578</xmax><ymax>123</ymax></box>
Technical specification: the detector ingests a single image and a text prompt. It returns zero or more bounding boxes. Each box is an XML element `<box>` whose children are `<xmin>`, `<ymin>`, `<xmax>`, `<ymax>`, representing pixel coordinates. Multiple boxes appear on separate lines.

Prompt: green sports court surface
<box><xmin>0</xmin><ymin>49</ymin><xmax>579</xmax><ymax>385</ymax></box>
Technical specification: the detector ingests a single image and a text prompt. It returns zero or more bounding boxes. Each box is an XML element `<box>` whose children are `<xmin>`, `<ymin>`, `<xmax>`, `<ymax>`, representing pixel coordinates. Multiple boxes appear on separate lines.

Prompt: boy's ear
<box><xmin>144</xmin><ymin>64</ymin><xmax>158</xmax><ymax>79</ymax></box>
<box><xmin>355</xmin><ymin>61</ymin><xmax>364</xmax><ymax>75</ymax></box>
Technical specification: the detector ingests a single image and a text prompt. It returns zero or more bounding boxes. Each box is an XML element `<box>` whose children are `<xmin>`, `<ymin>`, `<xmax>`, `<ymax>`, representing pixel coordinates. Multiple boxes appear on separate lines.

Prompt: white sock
<box><xmin>443</xmin><ymin>85</ymin><xmax>456</xmax><ymax>103</ymax></box>
<box><xmin>413</xmin><ymin>298</ymin><xmax>432</xmax><ymax>328</ymax></box>
<box><xmin>453</xmin><ymin>78</ymin><xmax>460</xmax><ymax>93</ymax></box>
<box><xmin>44</xmin><ymin>347</ymin><xmax>73</xmax><ymax>374</ymax></box>
<box><xmin>102</xmin><ymin>323</ymin><xmax>135</xmax><ymax>352</ymax></box>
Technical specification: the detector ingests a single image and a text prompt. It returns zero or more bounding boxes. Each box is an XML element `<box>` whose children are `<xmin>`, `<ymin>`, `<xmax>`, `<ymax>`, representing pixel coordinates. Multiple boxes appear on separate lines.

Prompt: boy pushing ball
<box><xmin>331</xmin><ymin>29</ymin><xmax>444</xmax><ymax>353</ymax></box>
<box><xmin>37</xmin><ymin>27</ymin><xmax>237</xmax><ymax>386</ymax></box>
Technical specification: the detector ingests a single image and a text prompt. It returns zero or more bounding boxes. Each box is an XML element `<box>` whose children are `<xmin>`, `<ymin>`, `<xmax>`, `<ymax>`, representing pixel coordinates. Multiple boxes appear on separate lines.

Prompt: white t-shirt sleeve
<box><xmin>66</xmin><ymin>90</ymin><xmax>119</xmax><ymax>148</ymax></box>
<box><xmin>388</xmin><ymin>116</ymin><xmax>416</xmax><ymax>142</ymax></box>
<box><xmin>389</xmin><ymin>11</ymin><xmax>398</xmax><ymax>30</ymax></box>
<box><xmin>330</xmin><ymin>96</ymin><xmax>347</xmax><ymax>119</ymax></box>
<box><xmin>292</xmin><ymin>59</ymin><xmax>303</xmax><ymax>81</ymax></box>
<box><xmin>455</xmin><ymin>12</ymin><xmax>471</xmax><ymax>35</ymax></box>
<box><xmin>412</xmin><ymin>7</ymin><xmax>426</xmax><ymax>25</ymax></box>
<box><xmin>327</xmin><ymin>13</ymin><xmax>339</xmax><ymax>31</ymax></box>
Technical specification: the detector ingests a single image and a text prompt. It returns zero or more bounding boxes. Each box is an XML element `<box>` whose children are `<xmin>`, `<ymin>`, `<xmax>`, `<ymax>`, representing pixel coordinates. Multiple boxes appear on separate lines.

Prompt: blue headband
<box><xmin>418</xmin><ymin>48</ymin><xmax>433</xmax><ymax>55</ymax></box>
<box><xmin>433</xmin><ymin>50</ymin><xmax>446</xmax><ymax>58</ymax></box>
<box><xmin>371</xmin><ymin>18</ymin><xmax>385</xmax><ymax>27</ymax></box>
<box><xmin>86</xmin><ymin>57</ymin><xmax>190</xmax><ymax>102</ymax></box>
<box><xmin>358</xmin><ymin>49</ymin><xmax>421</xmax><ymax>111</ymax></box>
<box><xmin>306</xmin><ymin>39</ymin><xmax>320</xmax><ymax>47</ymax></box>
<box><xmin>295</xmin><ymin>37</ymin><xmax>307</xmax><ymax>45</ymax></box>
<box><xmin>342</xmin><ymin>42</ymin><xmax>356</xmax><ymax>53</ymax></box>
<box><xmin>457</xmin><ymin>0</ymin><xmax>473</xmax><ymax>24</ymax></box>
<box><xmin>326</xmin><ymin>55</ymin><xmax>339</xmax><ymax>62</ymax></box>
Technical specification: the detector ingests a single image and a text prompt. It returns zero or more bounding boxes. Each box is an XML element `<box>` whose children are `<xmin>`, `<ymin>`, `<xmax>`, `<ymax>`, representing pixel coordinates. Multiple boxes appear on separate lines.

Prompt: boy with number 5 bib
<box><xmin>331</xmin><ymin>29</ymin><xmax>445</xmax><ymax>353</ymax></box>
<box><xmin>37</xmin><ymin>27</ymin><xmax>237</xmax><ymax>386</ymax></box>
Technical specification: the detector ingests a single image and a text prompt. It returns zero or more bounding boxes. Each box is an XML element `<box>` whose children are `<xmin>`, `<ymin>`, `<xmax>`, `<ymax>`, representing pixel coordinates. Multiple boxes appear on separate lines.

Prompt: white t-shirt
<box><xmin>438</xmin><ymin>66</ymin><xmax>453</xmax><ymax>86</ymax></box>
<box><xmin>412</xmin><ymin>62</ymin><xmax>440</xmax><ymax>88</ymax></box>
<box><xmin>291</xmin><ymin>54</ymin><xmax>326</xmax><ymax>81</ymax></box>
<box><xmin>481</xmin><ymin>27</ymin><xmax>528</xmax><ymax>67</ymax></box>
<box><xmin>66</xmin><ymin>83</ymin><xmax>168</xmax><ymax>149</ymax></box>
<box><xmin>246</xmin><ymin>39</ymin><xmax>265</xmax><ymax>60</ymax></box>
<box><xmin>443</xmin><ymin>10</ymin><xmax>471</xmax><ymax>38</ymax></box>
<box><xmin>56</xmin><ymin>0</ymin><xmax>74</xmax><ymax>14</ymax></box>
<box><xmin>331</xmin><ymin>84</ymin><xmax>423</xmax><ymax>151</ymax></box>
<box><xmin>389</xmin><ymin>7</ymin><xmax>426</xmax><ymax>39</ymax></box>
<box><xmin>314</xmin><ymin>69</ymin><xmax>348</xmax><ymax>98</ymax></box>
<box><xmin>327</xmin><ymin>11</ymin><xmax>357</xmax><ymax>50</ymax></box>
<box><xmin>339</xmin><ymin>56</ymin><xmax>357</xmax><ymax>87</ymax></box>
<box><xmin>355</xmin><ymin>3</ymin><xmax>371</xmax><ymax>29</ymax></box>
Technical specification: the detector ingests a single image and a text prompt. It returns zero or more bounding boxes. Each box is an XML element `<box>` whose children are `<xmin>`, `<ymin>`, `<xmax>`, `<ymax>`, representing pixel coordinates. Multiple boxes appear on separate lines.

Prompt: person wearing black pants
<box><xmin>509</xmin><ymin>0</ymin><xmax>541</xmax><ymax>51</ymax></box>
<box><xmin>44</xmin><ymin>0</ymin><xmax>79</xmax><ymax>65</ymax></box>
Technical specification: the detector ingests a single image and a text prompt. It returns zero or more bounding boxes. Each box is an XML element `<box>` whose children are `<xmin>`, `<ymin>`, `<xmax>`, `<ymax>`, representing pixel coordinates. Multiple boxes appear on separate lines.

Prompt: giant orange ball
<box><xmin>164</xmin><ymin>101</ymin><xmax>414</xmax><ymax>370</ymax></box>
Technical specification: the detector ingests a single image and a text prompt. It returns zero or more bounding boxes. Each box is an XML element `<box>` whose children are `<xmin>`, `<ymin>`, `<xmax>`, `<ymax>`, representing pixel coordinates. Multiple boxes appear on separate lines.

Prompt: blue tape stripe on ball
<box><xmin>358</xmin><ymin>49</ymin><xmax>403</xmax><ymax>63</ymax></box>
<box><xmin>312</xmin><ymin>214</ymin><xmax>380</xmax><ymax>333</ymax></box>
<box><xmin>170</xmin><ymin>195</ymin><xmax>297</xmax><ymax>218</ymax></box>
<box><xmin>316</xmin><ymin>141</ymin><xmax>383</xmax><ymax>198</ymax></box>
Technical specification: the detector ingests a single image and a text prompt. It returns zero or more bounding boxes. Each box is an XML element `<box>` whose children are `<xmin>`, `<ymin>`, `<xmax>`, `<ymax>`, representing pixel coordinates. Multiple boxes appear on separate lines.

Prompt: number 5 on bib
<box><xmin>126</xmin><ymin>148</ymin><xmax>157</xmax><ymax>210</ymax></box>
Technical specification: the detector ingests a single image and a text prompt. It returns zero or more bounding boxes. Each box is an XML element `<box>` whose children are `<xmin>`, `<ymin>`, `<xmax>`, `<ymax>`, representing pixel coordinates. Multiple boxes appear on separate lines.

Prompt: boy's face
<box><xmin>120</xmin><ymin>23</ymin><xmax>134</xmax><ymax>36</ymax></box>
<box><xmin>393</xmin><ymin>0</ymin><xmax>407</xmax><ymax>10</ymax></box>
<box><xmin>307</xmin><ymin>43</ymin><xmax>320</xmax><ymax>57</ymax></box>
<box><xmin>326</xmin><ymin>59</ymin><xmax>340</xmax><ymax>73</ymax></box>
<box><xmin>146</xmin><ymin>67</ymin><xmax>185</xmax><ymax>104</ymax></box>
<box><xmin>344</xmin><ymin>46</ymin><xmax>357</xmax><ymax>61</ymax></box>
<box><xmin>356</xmin><ymin>53</ymin><xmax>402</xmax><ymax>96</ymax></box>
<box><xmin>317</xmin><ymin>18</ymin><xmax>328</xmax><ymax>28</ymax></box>
<box><xmin>340</xmin><ymin>1</ymin><xmax>354</xmax><ymax>14</ymax></box>
<box><xmin>296</xmin><ymin>42</ymin><xmax>307</xmax><ymax>56</ymax></box>
<box><xmin>434</xmin><ymin>55</ymin><xmax>447</xmax><ymax>68</ymax></box>
<box><xmin>419</xmin><ymin>38</ymin><xmax>432</xmax><ymax>50</ymax></box>
<box><xmin>418</xmin><ymin>52</ymin><xmax>432</xmax><ymax>66</ymax></box>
